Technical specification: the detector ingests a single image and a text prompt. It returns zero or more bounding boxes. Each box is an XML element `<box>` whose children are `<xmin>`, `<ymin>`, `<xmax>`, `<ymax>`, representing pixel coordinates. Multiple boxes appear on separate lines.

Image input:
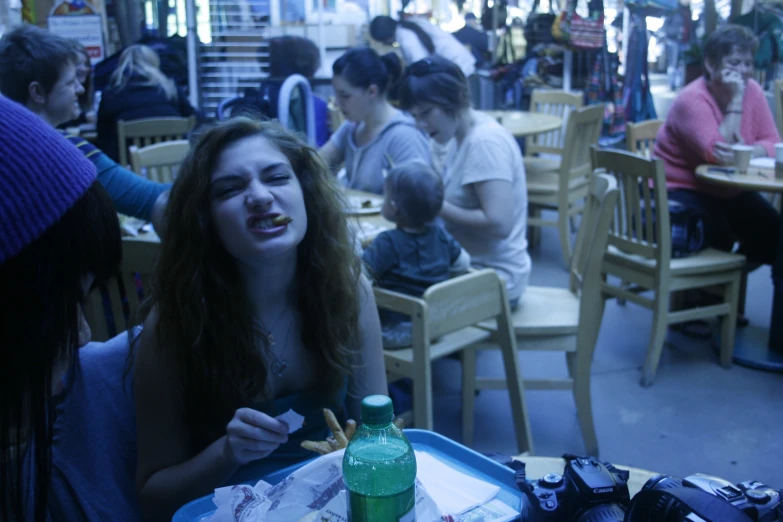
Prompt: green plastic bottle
<box><xmin>343</xmin><ymin>395</ymin><xmax>417</xmax><ymax>522</ymax></box>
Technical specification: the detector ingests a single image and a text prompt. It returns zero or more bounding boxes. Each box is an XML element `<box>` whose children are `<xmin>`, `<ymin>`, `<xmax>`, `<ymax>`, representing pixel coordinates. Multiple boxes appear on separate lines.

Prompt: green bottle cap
<box><xmin>361</xmin><ymin>395</ymin><xmax>394</xmax><ymax>425</ymax></box>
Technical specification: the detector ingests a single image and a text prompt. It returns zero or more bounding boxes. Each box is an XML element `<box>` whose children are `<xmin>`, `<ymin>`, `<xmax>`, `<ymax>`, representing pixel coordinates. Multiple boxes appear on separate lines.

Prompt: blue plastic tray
<box><xmin>173</xmin><ymin>429</ymin><xmax>522</xmax><ymax>521</ymax></box>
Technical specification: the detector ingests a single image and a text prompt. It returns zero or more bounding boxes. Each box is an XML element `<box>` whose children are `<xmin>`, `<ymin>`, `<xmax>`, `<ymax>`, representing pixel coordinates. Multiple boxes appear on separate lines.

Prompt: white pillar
<box><xmin>186</xmin><ymin>0</ymin><xmax>199</xmax><ymax>108</ymax></box>
<box><xmin>563</xmin><ymin>49</ymin><xmax>573</xmax><ymax>91</ymax></box>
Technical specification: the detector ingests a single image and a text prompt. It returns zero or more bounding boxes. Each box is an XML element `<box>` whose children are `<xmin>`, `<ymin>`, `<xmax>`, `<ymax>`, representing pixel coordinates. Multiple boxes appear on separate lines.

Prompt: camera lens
<box><xmin>575</xmin><ymin>503</ymin><xmax>626</xmax><ymax>522</ymax></box>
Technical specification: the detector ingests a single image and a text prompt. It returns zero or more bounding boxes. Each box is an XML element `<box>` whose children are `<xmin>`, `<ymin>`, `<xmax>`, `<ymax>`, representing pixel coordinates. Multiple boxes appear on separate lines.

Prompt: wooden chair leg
<box><xmin>412</xmin><ymin>346</ymin><xmax>434</xmax><ymax>430</ymax></box>
<box><xmin>460</xmin><ymin>347</ymin><xmax>477</xmax><ymax>447</ymax></box>
<box><xmin>568</xmin><ymin>351</ymin><xmax>598</xmax><ymax>457</ymax></box>
<box><xmin>738</xmin><ymin>271</ymin><xmax>749</xmax><ymax>317</ymax></box>
<box><xmin>528</xmin><ymin>207</ymin><xmax>542</xmax><ymax>248</ymax></box>
<box><xmin>641</xmin><ymin>294</ymin><xmax>670</xmax><ymax>387</ymax></box>
<box><xmin>558</xmin><ymin>212</ymin><xmax>573</xmax><ymax>268</ymax></box>
<box><xmin>495</xmin><ymin>328</ymin><xmax>534</xmax><ymax>454</ymax></box>
<box><xmin>720</xmin><ymin>274</ymin><xmax>741</xmax><ymax>368</ymax></box>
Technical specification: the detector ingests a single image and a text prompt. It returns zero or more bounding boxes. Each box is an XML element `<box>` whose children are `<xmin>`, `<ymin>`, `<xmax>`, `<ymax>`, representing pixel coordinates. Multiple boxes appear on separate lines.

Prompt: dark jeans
<box><xmin>668</xmin><ymin>189</ymin><xmax>780</xmax><ymax>265</ymax></box>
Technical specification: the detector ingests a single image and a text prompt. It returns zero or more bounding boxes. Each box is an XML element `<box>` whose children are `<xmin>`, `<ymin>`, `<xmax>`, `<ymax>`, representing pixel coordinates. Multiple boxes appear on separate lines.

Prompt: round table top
<box><xmin>695</xmin><ymin>164</ymin><xmax>783</xmax><ymax>193</ymax></box>
<box><xmin>514</xmin><ymin>455</ymin><xmax>659</xmax><ymax>497</ymax></box>
<box><xmin>481</xmin><ymin>111</ymin><xmax>563</xmax><ymax>137</ymax></box>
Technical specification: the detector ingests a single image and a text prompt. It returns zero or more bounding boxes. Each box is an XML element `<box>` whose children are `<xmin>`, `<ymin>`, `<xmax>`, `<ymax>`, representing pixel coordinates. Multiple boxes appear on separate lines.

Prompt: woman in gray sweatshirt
<box><xmin>320</xmin><ymin>48</ymin><xmax>429</xmax><ymax>194</ymax></box>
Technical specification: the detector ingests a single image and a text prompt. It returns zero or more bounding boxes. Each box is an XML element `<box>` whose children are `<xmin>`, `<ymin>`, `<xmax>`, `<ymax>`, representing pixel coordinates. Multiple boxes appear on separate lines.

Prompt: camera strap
<box><xmin>626</xmin><ymin>487</ymin><xmax>754</xmax><ymax>522</ymax></box>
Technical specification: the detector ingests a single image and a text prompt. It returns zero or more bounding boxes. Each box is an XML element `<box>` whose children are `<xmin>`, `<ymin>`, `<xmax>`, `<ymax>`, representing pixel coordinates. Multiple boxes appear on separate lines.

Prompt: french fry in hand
<box><xmin>343</xmin><ymin>419</ymin><xmax>357</xmax><ymax>440</ymax></box>
<box><xmin>300</xmin><ymin>440</ymin><xmax>332</xmax><ymax>455</ymax></box>
<box><xmin>300</xmin><ymin>408</ymin><xmax>354</xmax><ymax>455</ymax></box>
<box><xmin>323</xmin><ymin>408</ymin><xmax>349</xmax><ymax>448</ymax></box>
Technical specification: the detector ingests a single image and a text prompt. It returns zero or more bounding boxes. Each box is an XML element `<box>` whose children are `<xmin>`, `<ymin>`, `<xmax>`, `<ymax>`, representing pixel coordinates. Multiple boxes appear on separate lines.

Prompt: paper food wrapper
<box><xmin>207</xmin><ymin>449</ymin><xmax>441</xmax><ymax>522</ymax></box>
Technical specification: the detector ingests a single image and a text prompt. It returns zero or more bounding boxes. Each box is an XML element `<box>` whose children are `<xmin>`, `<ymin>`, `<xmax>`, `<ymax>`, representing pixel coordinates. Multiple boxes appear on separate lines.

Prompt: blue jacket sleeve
<box><xmin>60</xmin><ymin>131</ymin><xmax>170</xmax><ymax>221</ymax></box>
<box><xmin>92</xmin><ymin>152</ymin><xmax>171</xmax><ymax>221</ymax></box>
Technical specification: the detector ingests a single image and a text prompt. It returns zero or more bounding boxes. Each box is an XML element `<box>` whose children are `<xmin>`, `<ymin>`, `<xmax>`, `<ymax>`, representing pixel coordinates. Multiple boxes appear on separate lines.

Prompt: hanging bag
<box><xmin>585</xmin><ymin>45</ymin><xmax>626</xmax><ymax>138</ymax></box>
<box><xmin>558</xmin><ymin>0</ymin><xmax>606</xmax><ymax>50</ymax></box>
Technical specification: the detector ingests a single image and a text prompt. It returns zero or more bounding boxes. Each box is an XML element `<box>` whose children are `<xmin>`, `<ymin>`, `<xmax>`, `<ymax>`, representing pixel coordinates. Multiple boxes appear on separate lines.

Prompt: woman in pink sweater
<box><xmin>654</xmin><ymin>24</ymin><xmax>780</xmax><ymax>265</ymax></box>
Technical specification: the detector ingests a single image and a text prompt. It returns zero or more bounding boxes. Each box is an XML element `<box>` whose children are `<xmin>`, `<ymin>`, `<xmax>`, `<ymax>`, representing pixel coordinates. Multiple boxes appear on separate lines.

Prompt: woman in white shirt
<box><xmin>369</xmin><ymin>16</ymin><xmax>476</xmax><ymax>78</ymax></box>
<box><xmin>397</xmin><ymin>55</ymin><xmax>531</xmax><ymax>306</ymax></box>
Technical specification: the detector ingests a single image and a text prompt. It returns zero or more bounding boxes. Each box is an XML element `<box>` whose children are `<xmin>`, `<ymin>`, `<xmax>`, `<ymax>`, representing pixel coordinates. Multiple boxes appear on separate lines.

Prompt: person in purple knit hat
<box><xmin>0</xmin><ymin>95</ymin><xmax>121</xmax><ymax>521</ymax></box>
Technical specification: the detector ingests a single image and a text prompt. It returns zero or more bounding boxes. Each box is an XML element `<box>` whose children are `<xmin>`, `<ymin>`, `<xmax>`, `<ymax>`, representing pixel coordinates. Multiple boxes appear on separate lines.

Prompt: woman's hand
<box><xmin>720</xmin><ymin>68</ymin><xmax>746</xmax><ymax>99</ymax></box>
<box><xmin>223</xmin><ymin>408</ymin><xmax>289</xmax><ymax>466</ymax></box>
<box><xmin>713</xmin><ymin>141</ymin><xmax>735</xmax><ymax>165</ymax></box>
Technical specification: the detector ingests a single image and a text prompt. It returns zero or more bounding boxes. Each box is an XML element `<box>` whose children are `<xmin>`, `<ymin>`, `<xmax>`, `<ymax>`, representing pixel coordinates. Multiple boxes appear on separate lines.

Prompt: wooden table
<box><xmin>126</xmin><ymin>189</ymin><xmax>391</xmax><ymax>248</ymax></box>
<box><xmin>514</xmin><ymin>455</ymin><xmax>658</xmax><ymax>497</ymax></box>
<box><xmin>481</xmin><ymin>111</ymin><xmax>563</xmax><ymax>138</ymax></box>
<box><xmin>695</xmin><ymin>163</ymin><xmax>783</xmax><ymax>372</ymax></box>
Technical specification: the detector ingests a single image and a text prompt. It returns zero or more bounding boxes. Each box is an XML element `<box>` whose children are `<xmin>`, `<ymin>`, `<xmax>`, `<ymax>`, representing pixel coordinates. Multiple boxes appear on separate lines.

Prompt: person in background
<box><xmin>452</xmin><ymin>13</ymin><xmax>490</xmax><ymax>68</ymax></box>
<box><xmin>59</xmin><ymin>40</ymin><xmax>96</xmax><ymax>128</ymax></box>
<box><xmin>653</xmin><ymin>24</ymin><xmax>780</xmax><ymax>331</ymax></box>
<box><xmin>0</xmin><ymin>95</ymin><xmax>122</xmax><ymax>522</ymax></box>
<box><xmin>369</xmin><ymin>15</ymin><xmax>476</xmax><ymax>78</ymax></box>
<box><xmin>233</xmin><ymin>35</ymin><xmax>331</xmax><ymax>146</ymax></box>
<box><xmin>0</xmin><ymin>25</ymin><xmax>169</xmax><ymax>224</ymax></box>
<box><xmin>363</xmin><ymin>160</ymin><xmax>470</xmax><ymax>349</ymax></box>
<box><xmin>654</xmin><ymin>25</ymin><xmax>779</xmax><ymax>267</ymax></box>
<box><xmin>319</xmin><ymin>48</ymin><xmax>429</xmax><ymax>194</ymax></box>
<box><xmin>133</xmin><ymin>118</ymin><xmax>387</xmax><ymax>520</ymax></box>
<box><xmin>398</xmin><ymin>55</ymin><xmax>531</xmax><ymax>307</ymax></box>
<box><xmin>97</xmin><ymin>44</ymin><xmax>197</xmax><ymax>163</ymax></box>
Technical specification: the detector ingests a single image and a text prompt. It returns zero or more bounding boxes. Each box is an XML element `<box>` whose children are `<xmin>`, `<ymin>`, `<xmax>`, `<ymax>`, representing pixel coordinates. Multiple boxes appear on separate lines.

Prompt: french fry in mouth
<box><xmin>272</xmin><ymin>215</ymin><xmax>293</xmax><ymax>226</ymax></box>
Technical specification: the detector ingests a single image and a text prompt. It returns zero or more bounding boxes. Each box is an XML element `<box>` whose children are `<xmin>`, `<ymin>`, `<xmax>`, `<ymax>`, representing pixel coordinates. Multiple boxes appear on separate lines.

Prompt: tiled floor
<box><xmin>424</xmin><ymin>219</ymin><xmax>783</xmax><ymax>489</ymax></box>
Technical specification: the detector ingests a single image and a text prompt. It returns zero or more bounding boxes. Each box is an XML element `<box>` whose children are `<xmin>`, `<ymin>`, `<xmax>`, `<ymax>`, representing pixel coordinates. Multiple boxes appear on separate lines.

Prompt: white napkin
<box><xmin>275</xmin><ymin>409</ymin><xmax>305</xmax><ymax>434</ymax></box>
<box><xmin>415</xmin><ymin>451</ymin><xmax>500</xmax><ymax>515</ymax></box>
<box><xmin>750</xmin><ymin>157</ymin><xmax>775</xmax><ymax>169</ymax></box>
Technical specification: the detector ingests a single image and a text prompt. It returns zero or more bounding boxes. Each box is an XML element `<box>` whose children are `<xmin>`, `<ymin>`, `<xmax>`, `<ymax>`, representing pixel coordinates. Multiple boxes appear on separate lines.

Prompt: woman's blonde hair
<box><xmin>109</xmin><ymin>44</ymin><xmax>177</xmax><ymax>100</ymax></box>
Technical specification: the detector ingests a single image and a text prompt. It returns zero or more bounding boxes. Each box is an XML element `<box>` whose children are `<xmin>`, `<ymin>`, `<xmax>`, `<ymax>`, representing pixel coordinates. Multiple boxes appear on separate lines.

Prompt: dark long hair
<box><xmin>332</xmin><ymin>47</ymin><xmax>402</xmax><ymax>96</ymax></box>
<box><xmin>139</xmin><ymin>118</ymin><xmax>361</xmax><ymax>448</ymax></box>
<box><xmin>370</xmin><ymin>15</ymin><xmax>436</xmax><ymax>54</ymax></box>
<box><xmin>0</xmin><ymin>182</ymin><xmax>121</xmax><ymax>522</ymax></box>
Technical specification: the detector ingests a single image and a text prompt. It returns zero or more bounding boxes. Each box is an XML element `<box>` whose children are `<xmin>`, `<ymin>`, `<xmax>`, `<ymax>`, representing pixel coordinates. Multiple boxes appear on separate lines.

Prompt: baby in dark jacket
<box><xmin>362</xmin><ymin>160</ymin><xmax>470</xmax><ymax>348</ymax></box>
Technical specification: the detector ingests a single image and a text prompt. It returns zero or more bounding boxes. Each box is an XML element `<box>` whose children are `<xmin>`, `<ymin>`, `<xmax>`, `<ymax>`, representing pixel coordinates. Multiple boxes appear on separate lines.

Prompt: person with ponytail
<box><xmin>369</xmin><ymin>15</ymin><xmax>476</xmax><ymax>78</ymax></box>
<box><xmin>319</xmin><ymin>47</ymin><xmax>429</xmax><ymax>194</ymax></box>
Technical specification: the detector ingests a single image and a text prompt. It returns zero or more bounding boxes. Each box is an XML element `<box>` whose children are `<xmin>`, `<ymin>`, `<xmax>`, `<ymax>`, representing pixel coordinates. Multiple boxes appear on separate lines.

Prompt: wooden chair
<box><xmin>626</xmin><ymin>119</ymin><xmax>663</xmax><ymax>158</ymax></box>
<box><xmin>525</xmin><ymin>89</ymin><xmax>584</xmax><ymax>166</ymax></box>
<box><xmin>375</xmin><ymin>269</ymin><xmax>534</xmax><ymax>454</ymax></box>
<box><xmin>83</xmin><ymin>238</ymin><xmax>159</xmax><ymax>342</ymax></box>
<box><xmin>527</xmin><ymin>104</ymin><xmax>604</xmax><ymax>266</ymax></box>
<box><xmin>465</xmin><ymin>173</ymin><xmax>619</xmax><ymax>457</ymax></box>
<box><xmin>116</xmin><ymin>116</ymin><xmax>196</xmax><ymax>168</ymax></box>
<box><xmin>593</xmin><ymin>148</ymin><xmax>745</xmax><ymax>387</ymax></box>
<box><xmin>129</xmin><ymin>139</ymin><xmax>190</xmax><ymax>183</ymax></box>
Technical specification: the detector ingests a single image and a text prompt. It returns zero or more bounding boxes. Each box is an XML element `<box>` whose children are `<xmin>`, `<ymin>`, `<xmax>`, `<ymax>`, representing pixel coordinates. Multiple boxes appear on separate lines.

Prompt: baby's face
<box><xmin>381</xmin><ymin>184</ymin><xmax>397</xmax><ymax>223</ymax></box>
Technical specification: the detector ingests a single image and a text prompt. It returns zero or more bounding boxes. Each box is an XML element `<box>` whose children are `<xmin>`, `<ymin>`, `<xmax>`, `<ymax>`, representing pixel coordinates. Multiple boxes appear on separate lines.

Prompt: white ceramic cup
<box><xmin>775</xmin><ymin>143</ymin><xmax>783</xmax><ymax>163</ymax></box>
<box><xmin>732</xmin><ymin>144</ymin><xmax>754</xmax><ymax>173</ymax></box>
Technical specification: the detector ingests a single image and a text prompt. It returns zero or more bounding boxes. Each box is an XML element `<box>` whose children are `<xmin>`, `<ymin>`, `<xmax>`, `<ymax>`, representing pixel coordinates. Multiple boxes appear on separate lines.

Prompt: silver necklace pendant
<box><xmin>271</xmin><ymin>358</ymin><xmax>288</xmax><ymax>377</ymax></box>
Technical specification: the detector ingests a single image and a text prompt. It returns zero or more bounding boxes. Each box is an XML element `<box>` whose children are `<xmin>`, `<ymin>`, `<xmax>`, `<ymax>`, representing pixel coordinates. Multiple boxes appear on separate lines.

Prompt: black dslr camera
<box><xmin>626</xmin><ymin>473</ymin><xmax>782</xmax><ymax>522</ymax></box>
<box><xmin>517</xmin><ymin>455</ymin><xmax>631</xmax><ymax>521</ymax></box>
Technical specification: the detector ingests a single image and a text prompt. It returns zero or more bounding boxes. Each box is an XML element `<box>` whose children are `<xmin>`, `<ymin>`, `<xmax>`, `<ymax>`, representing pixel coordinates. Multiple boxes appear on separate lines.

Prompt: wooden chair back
<box><xmin>117</xmin><ymin>116</ymin><xmax>196</xmax><ymax>167</ymax></box>
<box><xmin>129</xmin><ymin>140</ymin><xmax>190</xmax><ymax>183</ymax></box>
<box><xmin>591</xmin><ymin>147</ymin><xmax>671</xmax><ymax>268</ymax></box>
<box><xmin>569</xmin><ymin>173</ymin><xmax>620</xmax><ymax>298</ymax></box>
<box><xmin>84</xmin><ymin>239</ymin><xmax>159</xmax><ymax>342</ymax></box>
<box><xmin>527</xmin><ymin>89</ymin><xmax>584</xmax><ymax>156</ymax></box>
<box><xmin>626</xmin><ymin>119</ymin><xmax>663</xmax><ymax>158</ymax></box>
<box><xmin>557</xmin><ymin>104</ymin><xmax>604</xmax><ymax>191</ymax></box>
<box><xmin>420</xmin><ymin>270</ymin><xmax>511</xmax><ymax>341</ymax></box>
